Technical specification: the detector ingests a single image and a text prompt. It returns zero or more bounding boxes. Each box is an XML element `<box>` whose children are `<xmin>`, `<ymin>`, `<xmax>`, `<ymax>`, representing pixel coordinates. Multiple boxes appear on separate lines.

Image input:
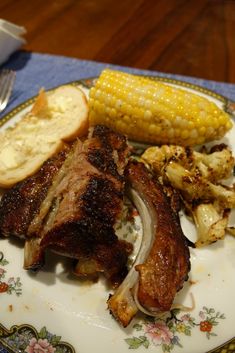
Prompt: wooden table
<box><xmin>1</xmin><ymin>0</ymin><xmax>235</xmax><ymax>83</ymax></box>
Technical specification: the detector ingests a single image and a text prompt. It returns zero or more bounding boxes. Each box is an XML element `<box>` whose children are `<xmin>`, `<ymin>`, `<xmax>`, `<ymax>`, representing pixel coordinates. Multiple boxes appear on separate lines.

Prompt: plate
<box><xmin>0</xmin><ymin>76</ymin><xmax>235</xmax><ymax>353</ymax></box>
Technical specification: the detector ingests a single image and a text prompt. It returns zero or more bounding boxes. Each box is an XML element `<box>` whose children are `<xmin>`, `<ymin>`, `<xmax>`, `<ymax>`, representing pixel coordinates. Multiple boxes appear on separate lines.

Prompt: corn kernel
<box><xmin>181</xmin><ymin>130</ymin><xmax>190</xmax><ymax>139</ymax></box>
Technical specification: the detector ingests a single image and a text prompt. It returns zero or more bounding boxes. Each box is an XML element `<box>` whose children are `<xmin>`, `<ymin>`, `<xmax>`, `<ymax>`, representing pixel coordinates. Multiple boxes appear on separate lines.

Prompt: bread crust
<box><xmin>0</xmin><ymin>85</ymin><xmax>89</xmax><ymax>188</ymax></box>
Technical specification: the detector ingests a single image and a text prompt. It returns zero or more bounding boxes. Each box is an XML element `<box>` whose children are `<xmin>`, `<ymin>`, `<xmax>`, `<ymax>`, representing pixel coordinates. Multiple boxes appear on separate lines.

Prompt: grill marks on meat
<box><xmin>40</xmin><ymin>125</ymin><xmax>131</xmax><ymax>284</ymax></box>
<box><xmin>127</xmin><ymin>161</ymin><xmax>190</xmax><ymax>313</ymax></box>
<box><xmin>0</xmin><ymin>125</ymin><xmax>131</xmax><ymax>285</ymax></box>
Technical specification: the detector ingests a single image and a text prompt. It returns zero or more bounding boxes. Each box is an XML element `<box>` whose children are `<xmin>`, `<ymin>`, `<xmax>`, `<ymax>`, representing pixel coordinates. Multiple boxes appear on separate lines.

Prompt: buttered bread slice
<box><xmin>0</xmin><ymin>85</ymin><xmax>89</xmax><ymax>188</ymax></box>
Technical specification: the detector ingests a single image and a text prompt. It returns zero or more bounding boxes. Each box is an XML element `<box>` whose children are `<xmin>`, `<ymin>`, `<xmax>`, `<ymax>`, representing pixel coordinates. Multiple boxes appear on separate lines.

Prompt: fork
<box><xmin>0</xmin><ymin>69</ymin><xmax>15</xmax><ymax>113</ymax></box>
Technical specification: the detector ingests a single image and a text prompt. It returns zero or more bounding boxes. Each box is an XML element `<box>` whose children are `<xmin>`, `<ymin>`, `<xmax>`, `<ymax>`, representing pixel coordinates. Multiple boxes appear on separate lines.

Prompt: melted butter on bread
<box><xmin>0</xmin><ymin>85</ymin><xmax>89</xmax><ymax>188</ymax></box>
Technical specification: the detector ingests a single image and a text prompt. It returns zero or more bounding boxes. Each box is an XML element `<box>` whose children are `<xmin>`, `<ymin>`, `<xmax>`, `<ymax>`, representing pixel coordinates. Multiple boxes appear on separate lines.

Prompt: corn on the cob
<box><xmin>88</xmin><ymin>69</ymin><xmax>233</xmax><ymax>146</ymax></box>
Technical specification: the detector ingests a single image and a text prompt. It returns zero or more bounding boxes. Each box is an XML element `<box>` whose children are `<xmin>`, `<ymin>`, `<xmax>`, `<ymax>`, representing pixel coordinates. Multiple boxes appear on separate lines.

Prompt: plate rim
<box><xmin>0</xmin><ymin>75</ymin><xmax>232</xmax><ymax>129</ymax></box>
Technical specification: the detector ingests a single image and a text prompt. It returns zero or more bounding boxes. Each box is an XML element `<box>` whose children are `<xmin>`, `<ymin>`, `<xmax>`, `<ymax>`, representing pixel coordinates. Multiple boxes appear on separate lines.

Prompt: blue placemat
<box><xmin>0</xmin><ymin>50</ymin><xmax>235</xmax><ymax>120</ymax></box>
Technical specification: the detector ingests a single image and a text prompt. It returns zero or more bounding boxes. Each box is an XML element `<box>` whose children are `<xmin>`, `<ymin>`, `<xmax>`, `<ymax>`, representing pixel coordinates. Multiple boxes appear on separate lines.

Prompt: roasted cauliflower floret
<box><xmin>189</xmin><ymin>203</ymin><xmax>229</xmax><ymax>247</ymax></box>
<box><xmin>194</xmin><ymin>144</ymin><xmax>234</xmax><ymax>182</ymax></box>
<box><xmin>165</xmin><ymin>161</ymin><xmax>235</xmax><ymax>209</ymax></box>
<box><xmin>142</xmin><ymin>143</ymin><xmax>235</xmax><ymax>247</ymax></box>
<box><xmin>142</xmin><ymin>143</ymin><xmax>234</xmax><ymax>183</ymax></box>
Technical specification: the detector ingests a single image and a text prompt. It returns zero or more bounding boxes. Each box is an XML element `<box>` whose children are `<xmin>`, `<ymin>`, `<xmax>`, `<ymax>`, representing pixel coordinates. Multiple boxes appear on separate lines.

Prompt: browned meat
<box><xmin>127</xmin><ymin>160</ymin><xmax>190</xmax><ymax>312</ymax></box>
<box><xmin>108</xmin><ymin>160</ymin><xmax>190</xmax><ymax>326</ymax></box>
<box><xmin>0</xmin><ymin>125</ymin><xmax>131</xmax><ymax>285</ymax></box>
<box><xmin>0</xmin><ymin>148</ymin><xmax>69</xmax><ymax>238</ymax></box>
<box><xmin>27</xmin><ymin>142</ymin><xmax>82</xmax><ymax>238</ymax></box>
<box><xmin>39</xmin><ymin>125</ymin><xmax>131</xmax><ymax>284</ymax></box>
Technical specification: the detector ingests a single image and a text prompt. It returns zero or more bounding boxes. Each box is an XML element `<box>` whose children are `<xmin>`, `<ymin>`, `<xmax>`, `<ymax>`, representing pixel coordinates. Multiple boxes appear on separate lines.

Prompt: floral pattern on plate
<box><xmin>0</xmin><ymin>252</ymin><xmax>22</xmax><ymax>296</ymax></box>
<box><xmin>125</xmin><ymin>307</ymin><xmax>225</xmax><ymax>352</ymax></box>
<box><xmin>0</xmin><ymin>324</ymin><xmax>75</xmax><ymax>353</ymax></box>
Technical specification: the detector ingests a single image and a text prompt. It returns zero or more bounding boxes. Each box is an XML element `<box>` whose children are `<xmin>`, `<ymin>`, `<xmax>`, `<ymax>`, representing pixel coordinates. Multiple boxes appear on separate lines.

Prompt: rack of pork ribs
<box><xmin>0</xmin><ymin>125</ymin><xmax>190</xmax><ymax>326</ymax></box>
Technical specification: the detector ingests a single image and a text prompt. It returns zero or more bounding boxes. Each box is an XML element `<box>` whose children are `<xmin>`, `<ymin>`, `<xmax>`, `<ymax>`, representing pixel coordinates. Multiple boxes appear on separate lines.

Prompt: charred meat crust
<box><xmin>41</xmin><ymin>176</ymin><xmax>124</xmax><ymax>253</ymax></box>
<box><xmin>87</xmin><ymin>124</ymin><xmax>128</xmax><ymax>180</ymax></box>
<box><xmin>40</xmin><ymin>125</ymin><xmax>131</xmax><ymax>284</ymax></box>
<box><xmin>43</xmin><ymin>221</ymin><xmax>131</xmax><ymax>283</ymax></box>
<box><xmin>126</xmin><ymin>160</ymin><xmax>190</xmax><ymax>312</ymax></box>
<box><xmin>0</xmin><ymin>149</ymin><xmax>68</xmax><ymax>238</ymax></box>
<box><xmin>81</xmin><ymin>174</ymin><xmax>123</xmax><ymax>224</ymax></box>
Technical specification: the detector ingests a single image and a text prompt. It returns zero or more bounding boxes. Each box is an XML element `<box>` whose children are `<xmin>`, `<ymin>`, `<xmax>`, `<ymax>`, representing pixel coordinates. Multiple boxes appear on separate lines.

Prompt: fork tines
<box><xmin>0</xmin><ymin>69</ymin><xmax>16</xmax><ymax>113</ymax></box>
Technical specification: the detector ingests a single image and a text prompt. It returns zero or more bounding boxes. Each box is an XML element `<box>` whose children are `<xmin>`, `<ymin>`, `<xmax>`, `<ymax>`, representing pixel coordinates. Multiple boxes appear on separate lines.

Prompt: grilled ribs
<box><xmin>0</xmin><ymin>125</ymin><xmax>131</xmax><ymax>285</ymax></box>
<box><xmin>108</xmin><ymin>160</ymin><xmax>190</xmax><ymax>326</ymax></box>
<box><xmin>40</xmin><ymin>125</ymin><xmax>132</xmax><ymax>284</ymax></box>
<box><xmin>128</xmin><ymin>161</ymin><xmax>190</xmax><ymax>311</ymax></box>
